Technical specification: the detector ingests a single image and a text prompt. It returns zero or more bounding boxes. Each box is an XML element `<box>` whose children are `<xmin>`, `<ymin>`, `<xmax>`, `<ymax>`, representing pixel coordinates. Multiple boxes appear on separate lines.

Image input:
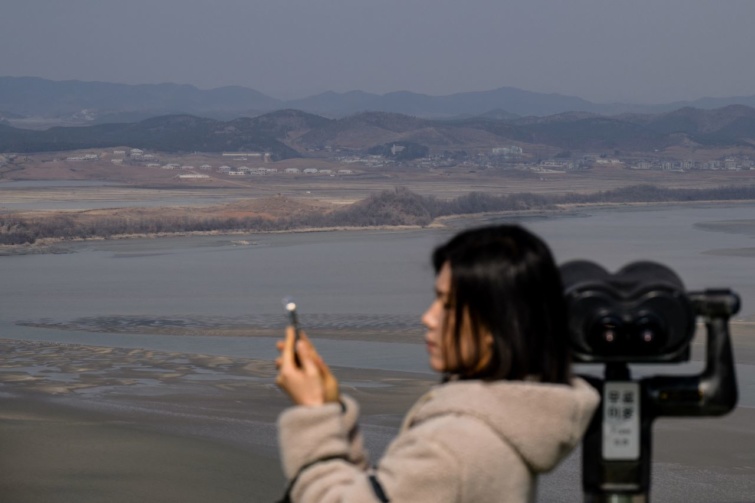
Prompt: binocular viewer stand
<box><xmin>580</xmin><ymin>289</ymin><xmax>740</xmax><ymax>503</ymax></box>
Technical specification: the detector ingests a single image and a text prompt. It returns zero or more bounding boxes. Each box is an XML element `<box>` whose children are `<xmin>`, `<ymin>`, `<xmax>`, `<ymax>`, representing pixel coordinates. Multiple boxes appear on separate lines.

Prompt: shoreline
<box><xmin>0</xmin><ymin>225</ymin><xmax>429</xmax><ymax>256</ymax></box>
<box><xmin>4</xmin><ymin>198</ymin><xmax>755</xmax><ymax>256</ymax></box>
<box><xmin>2</xmin><ymin>329</ymin><xmax>754</xmax><ymax>502</ymax></box>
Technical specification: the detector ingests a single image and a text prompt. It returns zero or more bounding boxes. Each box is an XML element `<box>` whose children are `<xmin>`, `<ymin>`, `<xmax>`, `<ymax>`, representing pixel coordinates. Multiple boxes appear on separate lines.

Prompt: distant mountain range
<box><xmin>3</xmin><ymin>76</ymin><xmax>755</xmax><ymax>124</ymax></box>
<box><xmin>0</xmin><ymin>111</ymin><xmax>320</xmax><ymax>160</ymax></box>
<box><xmin>2</xmin><ymin>106</ymin><xmax>755</xmax><ymax>157</ymax></box>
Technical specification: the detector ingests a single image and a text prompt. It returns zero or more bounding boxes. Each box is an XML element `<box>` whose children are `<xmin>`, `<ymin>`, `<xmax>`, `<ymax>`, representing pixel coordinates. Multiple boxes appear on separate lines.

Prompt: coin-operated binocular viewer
<box><xmin>560</xmin><ymin>261</ymin><xmax>739</xmax><ymax>503</ymax></box>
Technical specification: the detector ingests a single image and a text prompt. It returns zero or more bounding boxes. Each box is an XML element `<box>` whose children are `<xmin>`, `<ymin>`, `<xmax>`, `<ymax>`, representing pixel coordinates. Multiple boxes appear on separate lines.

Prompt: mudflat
<box><xmin>1</xmin><ymin>322</ymin><xmax>754</xmax><ymax>502</ymax></box>
<box><xmin>0</xmin><ymin>397</ymin><xmax>284</xmax><ymax>503</ymax></box>
<box><xmin>0</xmin><ymin>336</ymin><xmax>435</xmax><ymax>503</ymax></box>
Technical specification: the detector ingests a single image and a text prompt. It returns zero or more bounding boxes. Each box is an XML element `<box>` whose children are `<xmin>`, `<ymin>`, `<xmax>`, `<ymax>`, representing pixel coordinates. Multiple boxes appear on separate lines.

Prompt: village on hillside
<box><xmin>3</xmin><ymin>143</ymin><xmax>754</xmax><ymax>186</ymax></box>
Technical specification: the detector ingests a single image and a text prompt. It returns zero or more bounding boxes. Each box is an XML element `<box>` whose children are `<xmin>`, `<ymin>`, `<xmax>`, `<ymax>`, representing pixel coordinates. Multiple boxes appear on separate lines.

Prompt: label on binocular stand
<box><xmin>602</xmin><ymin>381</ymin><xmax>640</xmax><ymax>460</ymax></box>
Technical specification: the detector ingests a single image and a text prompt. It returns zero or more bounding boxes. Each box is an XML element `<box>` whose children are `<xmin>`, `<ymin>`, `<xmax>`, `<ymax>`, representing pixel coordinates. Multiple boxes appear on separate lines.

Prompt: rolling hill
<box><xmin>2</xmin><ymin>106</ymin><xmax>755</xmax><ymax>156</ymax></box>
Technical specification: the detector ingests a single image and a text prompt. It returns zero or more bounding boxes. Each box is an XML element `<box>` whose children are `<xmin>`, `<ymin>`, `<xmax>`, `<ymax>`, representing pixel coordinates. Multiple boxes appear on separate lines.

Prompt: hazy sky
<box><xmin>2</xmin><ymin>0</ymin><xmax>754</xmax><ymax>104</ymax></box>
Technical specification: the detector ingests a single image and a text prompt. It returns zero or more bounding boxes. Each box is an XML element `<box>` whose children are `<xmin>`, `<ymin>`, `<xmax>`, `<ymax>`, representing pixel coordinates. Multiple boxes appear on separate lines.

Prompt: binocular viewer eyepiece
<box><xmin>561</xmin><ymin>259</ymin><xmax>740</xmax><ymax>501</ymax></box>
<box><xmin>561</xmin><ymin>260</ymin><xmax>699</xmax><ymax>363</ymax></box>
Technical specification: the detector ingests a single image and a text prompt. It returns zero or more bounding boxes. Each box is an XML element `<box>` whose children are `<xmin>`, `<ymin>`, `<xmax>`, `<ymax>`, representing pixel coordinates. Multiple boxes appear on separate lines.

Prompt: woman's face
<box><xmin>421</xmin><ymin>262</ymin><xmax>493</xmax><ymax>374</ymax></box>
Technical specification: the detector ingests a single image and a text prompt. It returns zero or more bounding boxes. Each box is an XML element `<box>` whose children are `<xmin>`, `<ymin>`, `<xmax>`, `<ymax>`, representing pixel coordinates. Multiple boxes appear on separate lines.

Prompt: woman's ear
<box><xmin>472</xmin><ymin>330</ymin><xmax>496</xmax><ymax>373</ymax></box>
<box><xmin>483</xmin><ymin>331</ymin><xmax>494</xmax><ymax>350</ymax></box>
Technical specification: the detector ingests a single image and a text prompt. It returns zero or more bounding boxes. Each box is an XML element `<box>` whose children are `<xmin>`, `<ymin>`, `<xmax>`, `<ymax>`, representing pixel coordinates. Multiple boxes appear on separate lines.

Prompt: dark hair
<box><xmin>432</xmin><ymin>224</ymin><xmax>571</xmax><ymax>384</ymax></box>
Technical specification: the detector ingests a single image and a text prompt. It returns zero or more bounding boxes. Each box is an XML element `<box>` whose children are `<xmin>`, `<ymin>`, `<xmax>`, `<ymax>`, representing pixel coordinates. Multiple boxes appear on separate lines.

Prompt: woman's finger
<box><xmin>299</xmin><ymin>332</ymin><xmax>328</xmax><ymax>366</ymax></box>
<box><xmin>296</xmin><ymin>338</ymin><xmax>313</xmax><ymax>364</ymax></box>
<box><xmin>297</xmin><ymin>340</ymin><xmax>321</xmax><ymax>377</ymax></box>
<box><xmin>313</xmin><ymin>355</ymin><xmax>328</xmax><ymax>373</ymax></box>
<box><xmin>313</xmin><ymin>353</ymin><xmax>333</xmax><ymax>377</ymax></box>
<box><xmin>298</xmin><ymin>332</ymin><xmax>315</xmax><ymax>355</ymax></box>
<box><xmin>281</xmin><ymin>326</ymin><xmax>296</xmax><ymax>367</ymax></box>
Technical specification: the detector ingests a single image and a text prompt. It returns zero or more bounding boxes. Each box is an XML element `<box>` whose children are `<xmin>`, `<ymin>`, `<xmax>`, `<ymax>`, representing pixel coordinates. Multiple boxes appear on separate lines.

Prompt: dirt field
<box><xmin>3</xmin><ymin>155</ymin><xmax>755</xmax><ymax>210</ymax></box>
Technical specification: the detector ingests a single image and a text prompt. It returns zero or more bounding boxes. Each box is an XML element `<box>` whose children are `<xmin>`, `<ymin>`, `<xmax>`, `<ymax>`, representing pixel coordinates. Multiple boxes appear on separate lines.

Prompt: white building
<box><xmin>178</xmin><ymin>173</ymin><xmax>209</xmax><ymax>179</ymax></box>
<box><xmin>223</xmin><ymin>152</ymin><xmax>262</xmax><ymax>158</ymax></box>
<box><xmin>492</xmin><ymin>146</ymin><xmax>523</xmax><ymax>156</ymax></box>
<box><xmin>596</xmin><ymin>158</ymin><xmax>622</xmax><ymax>165</ymax></box>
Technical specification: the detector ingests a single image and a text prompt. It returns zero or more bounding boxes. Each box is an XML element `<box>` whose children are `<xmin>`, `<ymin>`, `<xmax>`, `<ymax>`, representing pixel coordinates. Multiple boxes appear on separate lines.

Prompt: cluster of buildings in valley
<box><xmin>371</xmin><ymin>146</ymin><xmax>755</xmax><ymax>174</ymax></box>
<box><xmin>337</xmin><ymin>155</ymin><xmax>394</xmax><ymax>168</ymax></box>
<box><xmin>27</xmin><ymin>144</ymin><xmax>755</xmax><ymax>180</ymax></box>
<box><xmin>214</xmin><ymin>165</ymin><xmax>353</xmax><ymax>176</ymax></box>
<box><xmin>55</xmin><ymin>149</ymin><xmax>358</xmax><ymax>178</ymax></box>
<box><xmin>627</xmin><ymin>157</ymin><xmax>755</xmax><ymax>171</ymax></box>
<box><xmin>520</xmin><ymin>155</ymin><xmax>755</xmax><ymax>173</ymax></box>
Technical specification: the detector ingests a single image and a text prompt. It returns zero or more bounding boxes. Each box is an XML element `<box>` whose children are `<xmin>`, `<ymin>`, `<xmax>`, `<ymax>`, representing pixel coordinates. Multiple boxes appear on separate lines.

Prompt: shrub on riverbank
<box><xmin>3</xmin><ymin>184</ymin><xmax>755</xmax><ymax>246</ymax></box>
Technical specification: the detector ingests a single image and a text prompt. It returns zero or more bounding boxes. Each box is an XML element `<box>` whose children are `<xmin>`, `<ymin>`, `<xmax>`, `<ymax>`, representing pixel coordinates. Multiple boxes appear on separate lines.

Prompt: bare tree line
<box><xmin>3</xmin><ymin>184</ymin><xmax>755</xmax><ymax>246</ymax></box>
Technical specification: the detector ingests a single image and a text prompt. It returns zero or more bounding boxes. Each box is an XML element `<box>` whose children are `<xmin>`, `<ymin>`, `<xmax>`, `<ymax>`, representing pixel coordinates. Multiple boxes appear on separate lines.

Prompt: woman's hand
<box><xmin>275</xmin><ymin>328</ymin><xmax>339</xmax><ymax>406</ymax></box>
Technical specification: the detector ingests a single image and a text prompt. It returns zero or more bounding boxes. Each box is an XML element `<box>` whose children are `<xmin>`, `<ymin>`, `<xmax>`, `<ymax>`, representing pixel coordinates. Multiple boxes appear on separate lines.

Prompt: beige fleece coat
<box><xmin>278</xmin><ymin>377</ymin><xmax>599</xmax><ymax>503</ymax></box>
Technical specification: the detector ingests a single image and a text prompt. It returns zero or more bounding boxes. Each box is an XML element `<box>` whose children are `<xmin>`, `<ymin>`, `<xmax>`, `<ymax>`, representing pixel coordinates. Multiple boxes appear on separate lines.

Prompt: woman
<box><xmin>275</xmin><ymin>224</ymin><xmax>600</xmax><ymax>503</ymax></box>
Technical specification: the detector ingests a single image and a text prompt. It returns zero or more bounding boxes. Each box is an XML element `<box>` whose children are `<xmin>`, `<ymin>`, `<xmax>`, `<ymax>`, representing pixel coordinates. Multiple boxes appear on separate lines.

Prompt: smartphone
<box><xmin>282</xmin><ymin>296</ymin><xmax>301</xmax><ymax>365</ymax></box>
